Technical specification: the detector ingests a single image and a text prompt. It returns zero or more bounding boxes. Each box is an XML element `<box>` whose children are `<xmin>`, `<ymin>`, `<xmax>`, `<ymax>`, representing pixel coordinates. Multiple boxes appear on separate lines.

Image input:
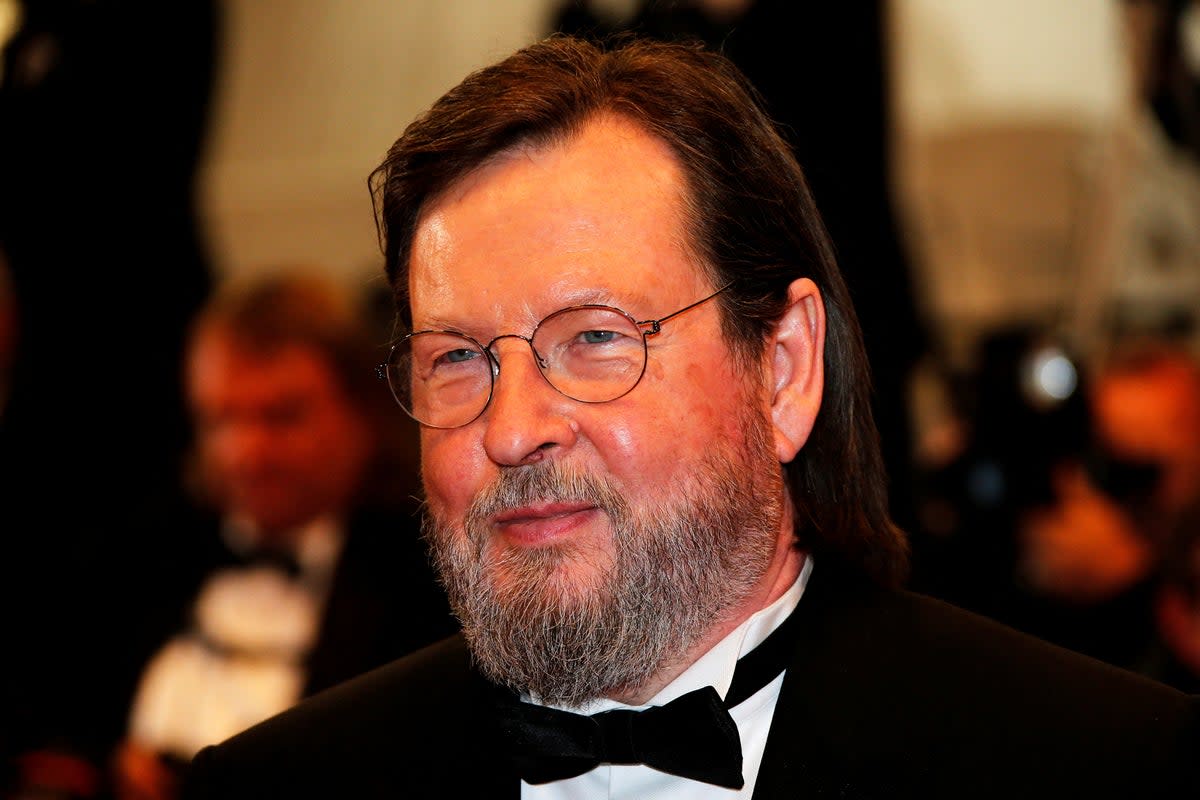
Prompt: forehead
<box><xmin>408</xmin><ymin>114</ymin><xmax>709</xmax><ymax>328</ymax></box>
<box><xmin>188</xmin><ymin>328</ymin><xmax>340</xmax><ymax>401</ymax></box>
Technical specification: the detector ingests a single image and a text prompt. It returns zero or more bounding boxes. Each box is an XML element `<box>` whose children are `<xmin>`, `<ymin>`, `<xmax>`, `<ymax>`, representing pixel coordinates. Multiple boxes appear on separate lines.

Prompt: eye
<box><xmin>579</xmin><ymin>329</ymin><xmax>620</xmax><ymax>344</ymax></box>
<box><xmin>404</xmin><ymin>333</ymin><xmax>484</xmax><ymax>377</ymax></box>
<box><xmin>437</xmin><ymin>347</ymin><xmax>481</xmax><ymax>365</ymax></box>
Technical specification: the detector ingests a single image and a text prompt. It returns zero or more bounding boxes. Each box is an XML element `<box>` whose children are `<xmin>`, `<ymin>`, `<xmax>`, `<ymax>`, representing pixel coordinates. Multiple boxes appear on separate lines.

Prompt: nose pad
<box><xmin>480</xmin><ymin>336</ymin><xmax>575</xmax><ymax>466</ymax></box>
<box><xmin>531</xmin><ymin>346</ymin><xmax>549</xmax><ymax>371</ymax></box>
<box><xmin>484</xmin><ymin>347</ymin><xmax>502</xmax><ymax>379</ymax></box>
<box><xmin>484</xmin><ymin>333</ymin><xmax>549</xmax><ymax>387</ymax></box>
<box><xmin>482</xmin><ymin>335</ymin><xmax>549</xmax><ymax>398</ymax></box>
<box><xmin>490</xmin><ymin>345</ymin><xmax>546</xmax><ymax>373</ymax></box>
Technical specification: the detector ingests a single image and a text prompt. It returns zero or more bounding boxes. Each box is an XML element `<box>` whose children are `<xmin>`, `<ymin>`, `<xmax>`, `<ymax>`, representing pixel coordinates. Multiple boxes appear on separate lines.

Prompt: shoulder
<box><xmin>815</xmin><ymin>569</ymin><xmax>1189</xmax><ymax>707</ymax></box>
<box><xmin>337</xmin><ymin>505</ymin><xmax>430</xmax><ymax>578</ymax></box>
<box><xmin>328</xmin><ymin>505</ymin><xmax>456</xmax><ymax>634</ymax></box>
<box><xmin>774</xmin><ymin>560</ymin><xmax>1200</xmax><ymax>796</ymax></box>
<box><xmin>182</xmin><ymin>634</ymin><xmax>504</xmax><ymax>797</ymax></box>
<box><xmin>341</xmin><ymin>504</ymin><xmax>423</xmax><ymax>548</ymax></box>
<box><xmin>797</xmin><ymin>559</ymin><xmax>1196</xmax><ymax>720</ymax></box>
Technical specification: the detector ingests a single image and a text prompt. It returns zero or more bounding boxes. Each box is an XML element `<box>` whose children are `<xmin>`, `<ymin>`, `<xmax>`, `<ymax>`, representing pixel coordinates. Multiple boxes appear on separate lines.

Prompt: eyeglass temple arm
<box><xmin>636</xmin><ymin>281</ymin><xmax>734</xmax><ymax>336</ymax></box>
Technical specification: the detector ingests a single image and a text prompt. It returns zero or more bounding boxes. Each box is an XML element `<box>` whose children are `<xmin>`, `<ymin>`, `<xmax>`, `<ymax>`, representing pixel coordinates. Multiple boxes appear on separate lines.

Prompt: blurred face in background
<box><xmin>1092</xmin><ymin>357</ymin><xmax>1200</xmax><ymax>515</ymax></box>
<box><xmin>186</xmin><ymin>324</ymin><xmax>375</xmax><ymax>539</ymax></box>
<box><xmin>1019</xmin><ymin>350</ymin><xmax>1200</xmax><ymax>602</ymax></box>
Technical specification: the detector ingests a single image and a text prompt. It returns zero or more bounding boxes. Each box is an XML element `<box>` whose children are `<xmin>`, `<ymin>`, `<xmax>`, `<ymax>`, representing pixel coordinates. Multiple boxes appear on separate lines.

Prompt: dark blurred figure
<box><xmin>0</xmin><ymin>258</ymin><xmax>15</xmax><ymax>415</ymax></box>
<box><xmin>919</xmin><ymin>332</ymin><xmax>1200</xmax><ymax>679</ymax></box>
<box><xmin>10</xmin><ymin>271</ymin><xmax>458</xmax><ymax>799</ymax></box>
<box><xmin>0</xmin><ymin>1</ymin><xmax>221</xmax><ymax>790</ymax></box>
<box><xmin>1151</xmin><ymin>502</ymin><xmax>1200</xmax><ymax>692</ymax></box>
<box><xmin>1015</xmin><ymin>341</ymin><xmax>1200</xmax><ymax>677</ymax></box>
<box><xmin>551</xmin><ymin>0</ymin><xmax>931</xmax><ymax>538</ymax></box>
<box><xmin>1112</xmin><ymin>0</ymin><xmax>1200</xmax><ymax>339</ymax></box>
<box><xmin>1125</xmin><ymin>0</ymin><xmax>1200</xmax><ymax>162</ymax></box>
<box><xmin>904</xmin><ymin>0</ymin><xmax>1200</xmax><ymax>640</ymax></box>
<box><xmin>906</xmin><ymin>326</ymin><xmax>1094</xmax><ymax>623</ymax></box>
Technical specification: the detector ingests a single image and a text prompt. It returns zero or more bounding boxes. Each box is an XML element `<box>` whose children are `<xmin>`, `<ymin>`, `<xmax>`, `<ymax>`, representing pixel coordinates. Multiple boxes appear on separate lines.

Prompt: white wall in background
<box><xmin>201</xmin><ymin>0</ymin><xmax>1147</xmax><ymax>336</ymax></box>
<box><xmin>893</xmin><ymin>0</ymin><xmax>1130</xmax><ymax>135</ymax></box>
<box><xmin>199</xmin><ymin>0</ymin><xmax>554</xmax><ymax>292</ymax></box>
<box><xmin>888</xmin><ymin>0</ymin><xmax>1144</xmax><ymax>367</ymax></box>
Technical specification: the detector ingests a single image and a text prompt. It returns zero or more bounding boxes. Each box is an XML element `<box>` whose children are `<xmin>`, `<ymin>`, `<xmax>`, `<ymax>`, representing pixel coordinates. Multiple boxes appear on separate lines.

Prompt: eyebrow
<box><xmin>413</xmin><ymin>288</ymin><xmax>658</xmax><ymax>335</ymax></box>
<box><xmin>411</xmin><ymin>315</ymin><xmax>470</xmax><ymax>334</ymax></box>
<box><xmin>546</xmin><ymin>285</ymin><xmax>654</xmax><ymax>313</ymax></box>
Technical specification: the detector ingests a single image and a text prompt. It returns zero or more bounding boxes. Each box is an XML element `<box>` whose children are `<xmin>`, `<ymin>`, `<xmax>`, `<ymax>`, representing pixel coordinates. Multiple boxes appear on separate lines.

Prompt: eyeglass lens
<box><xmin>386</xmin><ymin>305</ymin><xmax>648</xmax><ymax>428</ymax></box>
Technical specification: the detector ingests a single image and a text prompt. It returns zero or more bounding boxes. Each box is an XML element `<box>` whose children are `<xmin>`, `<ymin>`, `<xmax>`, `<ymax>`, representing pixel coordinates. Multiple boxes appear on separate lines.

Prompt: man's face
<box><xmin>1093</xmin><ymin>362</ymin><xmax>1200</xmax><ymax>514</ymax></box>
<box><xmin>187</xmin><ymin>329</ymin><xmax>374</xmax><ymax>536</ymax></box>
<box><xmin>409</xmin><ymin>115</ymin><xmax>791</xmax><ymax>702</ymax></box>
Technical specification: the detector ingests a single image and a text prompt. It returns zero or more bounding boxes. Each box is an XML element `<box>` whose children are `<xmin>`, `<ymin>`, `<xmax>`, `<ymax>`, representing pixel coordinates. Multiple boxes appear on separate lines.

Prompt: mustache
<box><xmin>464</xmin><ymin>462</ymin><xmax>629</xmax><ymax>534</ymax></box>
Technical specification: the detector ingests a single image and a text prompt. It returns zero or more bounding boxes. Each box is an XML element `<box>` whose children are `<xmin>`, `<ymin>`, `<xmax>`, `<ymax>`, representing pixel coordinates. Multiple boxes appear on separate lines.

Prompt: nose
<box><xmin>219</xmin><ymin>418</ymin><xmax>275</xmax><ymax>474</ymax></box>
<box><xmin>480</xmin><ymin>336</ymin><xmax>578</xmax><ymax>467</ymax></box>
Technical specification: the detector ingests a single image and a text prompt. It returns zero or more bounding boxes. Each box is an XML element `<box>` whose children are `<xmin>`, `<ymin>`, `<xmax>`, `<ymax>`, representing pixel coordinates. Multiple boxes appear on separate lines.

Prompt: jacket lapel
<box><xmin>751</xmin><ymin>559</ymin><xmax>892</xmax><ymax>800</ymax></box>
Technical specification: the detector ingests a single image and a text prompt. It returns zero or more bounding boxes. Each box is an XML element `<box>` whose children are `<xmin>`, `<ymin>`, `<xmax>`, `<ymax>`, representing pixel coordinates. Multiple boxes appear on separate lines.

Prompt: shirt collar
<box><xmin>221</xmin><ymin>514</ymin><xmax>346</xmax><ymax>577</ymax></box>
<box><xmin>559</xmin><ymin>554</ymin><xmax>813</xmax><ymax>714</ymax></box>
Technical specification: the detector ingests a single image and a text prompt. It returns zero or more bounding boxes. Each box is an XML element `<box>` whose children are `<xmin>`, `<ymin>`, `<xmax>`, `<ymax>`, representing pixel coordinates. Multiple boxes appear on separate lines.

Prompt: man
<box><xmin>1017</xmin><ymin>341</ymin><xmax>1200</xmax><ymax>684</ymax></box>
<box><xmin>182</xmin><ymin>35</ymin><xmax>1199</xmax><ymax>798</ymax></box>
<box><xmin>95</xmin><ymin>272</ymin><xmax>455</xmax><ymax>799</ymax></box>
<box><xmin>0</xmin><ymin>2</ymin><xmax>219</xmax><ymax>788</ymax></box>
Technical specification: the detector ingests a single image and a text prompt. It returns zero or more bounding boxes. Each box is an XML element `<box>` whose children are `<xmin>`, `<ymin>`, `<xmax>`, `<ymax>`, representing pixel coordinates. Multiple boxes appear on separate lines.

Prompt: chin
<box><xmin>484</xmin><ymin>534</ymin><xmax>617</xmax><ymax>607</ymax></box>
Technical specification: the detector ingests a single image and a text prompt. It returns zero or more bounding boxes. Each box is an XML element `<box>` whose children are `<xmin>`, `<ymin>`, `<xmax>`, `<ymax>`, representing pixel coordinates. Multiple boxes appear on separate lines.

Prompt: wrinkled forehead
<box><xmin>406</xmin><ymin>114</ymin><xmax>710</xmax><ymax>333</ymax></box>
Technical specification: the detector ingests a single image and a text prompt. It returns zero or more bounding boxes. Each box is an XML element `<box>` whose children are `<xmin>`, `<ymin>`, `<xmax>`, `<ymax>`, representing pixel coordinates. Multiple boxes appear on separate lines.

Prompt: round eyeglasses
<box><xmin>377</xmin><ymin>283</ymin><xmax>732</xmax><ymax>429</ymax></box>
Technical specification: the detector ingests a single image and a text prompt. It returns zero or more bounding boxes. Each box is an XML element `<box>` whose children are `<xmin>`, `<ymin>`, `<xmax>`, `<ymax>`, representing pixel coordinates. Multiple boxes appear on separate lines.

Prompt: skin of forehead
<box><xmin>408</xmin><ymin>113</ymin><xmax>710</xmax><ymax>336</ymax></box>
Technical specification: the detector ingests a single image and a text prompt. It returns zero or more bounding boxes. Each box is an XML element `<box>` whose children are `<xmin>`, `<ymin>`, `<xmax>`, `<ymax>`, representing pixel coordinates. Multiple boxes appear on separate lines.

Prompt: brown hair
<box><xmin>186</xmin><ymin>268</ymin><xmax>421</xmax><ymax>510</ymax></box>
<box><xmin>369</xmin><ymin>34</ymin><xmax>908</xmax><ymax>586</ymax></box>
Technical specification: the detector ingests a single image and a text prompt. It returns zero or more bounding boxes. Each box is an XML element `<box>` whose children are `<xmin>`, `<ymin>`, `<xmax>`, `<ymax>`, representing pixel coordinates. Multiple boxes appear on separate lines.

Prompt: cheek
<box><xmin>680</xmin><ymin>357</ymin><xmax>755</xmax><ymax>437</ymax></box>
<box><xmin>421</xmin><ymin>431</ymin><xmax>487</xmax><ymax>515</ymax></box>
<box><xmin>208</xmin><ymin>425</ymin><xmax>263</xmax><ymax>469</ymax></box>
<box><xmin>589</xmin><ymin>367</ymin><xmax>748</xmax><ymax>486</ymax></box>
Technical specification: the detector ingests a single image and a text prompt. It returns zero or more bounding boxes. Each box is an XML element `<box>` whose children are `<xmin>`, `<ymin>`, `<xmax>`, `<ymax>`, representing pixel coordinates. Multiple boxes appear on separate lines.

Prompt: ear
<box><xmin>769</xmin><ymin>278</ymin><xmax>825</xmax><ymax>464</ymax></box>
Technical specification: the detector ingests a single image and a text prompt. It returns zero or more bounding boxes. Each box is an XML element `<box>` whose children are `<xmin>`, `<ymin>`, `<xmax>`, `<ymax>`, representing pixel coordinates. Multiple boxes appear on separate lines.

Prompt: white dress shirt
<box><xmin>524</xmin><ymin>555</ymin><xmax>813</xmax><ymax>800</ymax></box>
<box><xmin>126</xmin><ymin>516</ymin><xmax>344</xmax><ymax>760</ymax></box>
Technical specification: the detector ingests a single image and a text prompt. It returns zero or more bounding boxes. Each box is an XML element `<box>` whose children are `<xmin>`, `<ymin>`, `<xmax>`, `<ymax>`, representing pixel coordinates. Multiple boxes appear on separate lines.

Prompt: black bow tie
<box><xmin>494</xmin><ymin>604</ymin><xmax>802</xmax><ymax>789</ymax></box>
<box><xmin>236</xmin><ymin>546</ymin><xmax>304</xmax><ymax>579</ymax></box>
<box><xmin>247</xmin><ymin>546</ymin><xmax>304</xmax><ymax>578</ymax></box>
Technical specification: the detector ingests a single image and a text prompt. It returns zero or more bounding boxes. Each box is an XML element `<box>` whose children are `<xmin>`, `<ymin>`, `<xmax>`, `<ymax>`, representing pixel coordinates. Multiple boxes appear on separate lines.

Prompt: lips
<box><xmin>491</xmin><ymin>501</ymin><xmax>601</xmax><ymax>545</ymax></box>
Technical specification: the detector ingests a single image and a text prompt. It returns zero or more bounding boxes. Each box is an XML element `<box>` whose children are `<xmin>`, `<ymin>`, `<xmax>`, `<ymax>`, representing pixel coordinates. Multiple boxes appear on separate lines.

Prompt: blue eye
<box><xmin>580</xmin><ymin>330</ymin><xmax>618</xmax><ymax>344</ymax></box>
<box><xmin>439</xmin><ymin>348</ymin><xmax>480</xmax><ymax>364</ymax></box>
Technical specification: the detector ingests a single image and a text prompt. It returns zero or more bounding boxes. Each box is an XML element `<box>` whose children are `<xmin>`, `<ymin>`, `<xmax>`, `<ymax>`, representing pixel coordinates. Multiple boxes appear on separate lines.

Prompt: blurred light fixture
<box><xmin>1021</xmin><ymin>343</ymin><xmax>1079</xmax><ymax>410</ymax></box>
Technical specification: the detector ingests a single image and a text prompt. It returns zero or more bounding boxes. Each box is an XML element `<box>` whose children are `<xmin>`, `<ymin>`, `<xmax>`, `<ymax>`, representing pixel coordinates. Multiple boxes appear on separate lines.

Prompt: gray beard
<box><xmin>423</xmin><ymin>407</ymin><xmax>784</xmax><ymax>706</ymax></box>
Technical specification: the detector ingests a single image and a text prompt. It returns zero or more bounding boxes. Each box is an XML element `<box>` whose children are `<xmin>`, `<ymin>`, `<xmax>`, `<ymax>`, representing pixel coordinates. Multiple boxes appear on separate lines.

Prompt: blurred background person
<box><xmin>0</xmin><ymin>2</ymin><xmax>221</xmax><ymax>787</ymax></box>
<box><xmin>107</xmin><ymin>271</ymin><xmax>457</xmax><ymax>800</ymax></box>
<box><xmin>913</xmin><ymin>331</ymin><xmax>1200</xmax><ymax>681</ymax></box>
<box><xmin>883</xmin><ymin>0</ymin><xmax>1200</xmax><ymax>631</ymax></box>
<box><xmin>1015</xmin><ymin>339</ymin><xmax>1200</xmax><ymax>677</ymax></box>
<box><xmin>7</xmin><ymin>270</ymin><xmax>457</xmax><ymax>800</ymax></box>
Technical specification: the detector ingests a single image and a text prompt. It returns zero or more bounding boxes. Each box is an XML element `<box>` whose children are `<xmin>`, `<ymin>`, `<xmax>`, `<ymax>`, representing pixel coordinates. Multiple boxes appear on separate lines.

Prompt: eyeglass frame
<box><xmin>375</xmin><ymin>281</ymin><xmax>734</xmax><ymax>429</ymax></box>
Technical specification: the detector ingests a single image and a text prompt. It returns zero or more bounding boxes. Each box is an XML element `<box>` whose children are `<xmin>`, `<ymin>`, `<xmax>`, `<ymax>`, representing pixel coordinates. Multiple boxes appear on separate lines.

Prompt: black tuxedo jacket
<box><xmin>34</xmin><ymin>500</ymin><xmax>459</xmax><ymax>769</ymax></box>
<box><xmin>183</xmin><ymin>560</ymin><xmax>1200</xmax><ymax>799</ymax></box>
<box><xmin>137</xmin><ymin>503</ymin><xmax>460</xmax><ymax>699</ymax></box>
